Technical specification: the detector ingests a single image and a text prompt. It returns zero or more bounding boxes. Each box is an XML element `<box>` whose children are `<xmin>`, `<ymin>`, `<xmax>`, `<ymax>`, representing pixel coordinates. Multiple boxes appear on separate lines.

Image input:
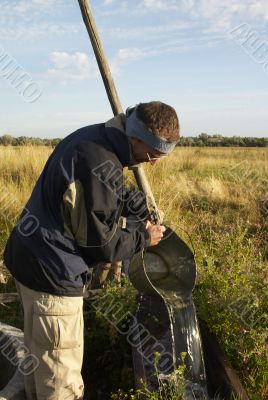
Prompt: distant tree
<box><xmin>199</xmin><ymin>133</ymin><xmax>209</xmax><ymax>145</ymax></box>
<box><xmin>207</xmin><ymin>135</ymin><xmax>224</xmax><ymax>147</ymax></box>
<box><xmin>16</xmin><ymin>136</ymin><xmax>29</xmax><ymax>146</ymax></box>
<box><xmin>0</xmin><ymin>134</ymin><xmax>13</xmax><ymax>146</ymax></box>
<box><xmin>50</xmin><ymin>138</ymin><xmax>61</xmax><ymax>147</ymax></box>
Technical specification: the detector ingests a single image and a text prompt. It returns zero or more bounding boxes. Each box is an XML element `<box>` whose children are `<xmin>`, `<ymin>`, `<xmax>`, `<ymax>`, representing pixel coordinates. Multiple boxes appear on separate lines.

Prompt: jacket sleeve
<box><xmin>62</xmin><ymin>141</ymin><xmax>151</xmax><ymax>264</ymax></box>
<box><xmin>78</xmin><ymin>211</ymin><xmax>151</xmax><ymax>263</ymax></box>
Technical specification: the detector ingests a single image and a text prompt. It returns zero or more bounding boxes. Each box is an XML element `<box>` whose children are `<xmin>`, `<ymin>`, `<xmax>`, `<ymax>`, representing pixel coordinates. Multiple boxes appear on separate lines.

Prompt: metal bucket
<box><xmin>129</xmin><ymin>227</ymin><xmax>196</xmax><ymax>296</ymax></box>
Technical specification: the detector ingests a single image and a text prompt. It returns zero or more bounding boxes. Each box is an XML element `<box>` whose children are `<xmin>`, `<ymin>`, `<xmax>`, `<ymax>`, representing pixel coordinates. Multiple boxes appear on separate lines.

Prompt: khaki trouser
<box><xmin>16</xmin><ymin>280</ymin><xmax>84</xmax><ymax>400</ymax></box>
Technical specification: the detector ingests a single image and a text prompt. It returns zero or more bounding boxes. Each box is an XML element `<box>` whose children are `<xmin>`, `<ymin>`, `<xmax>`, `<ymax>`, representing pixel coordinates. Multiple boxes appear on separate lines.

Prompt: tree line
<box><xmin>0</xmin><ymin>133</ymin><xmax>267</xmax><ymax>147</ymax></box>
<box><xmin>0</xmin><ymin>135</ymin><xmax>61</xmax><ymax>147</ymax></box>
<box><xmin>177</xmin><ymin>133</ymin><xmax>267</xmax><ymax>147</ymax></box>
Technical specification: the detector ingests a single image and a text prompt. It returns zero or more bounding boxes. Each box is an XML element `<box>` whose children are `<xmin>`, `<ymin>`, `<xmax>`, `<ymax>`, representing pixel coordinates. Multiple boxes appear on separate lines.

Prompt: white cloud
<box><xmin>111</xmin><ymin>47</ymin><xmax>154</xmax><ymax>74</ymax></box>
<box><xmin>1</xmin><ymin>0</ymin><xmax>62</xmax><ymax>16</ymax></box>
<box><xmin>0</xmin><ymin>0</ymin><xmax>79</xmax><ymax>40</ymax></box>
<box><xmin>110</xmin><ymin>34</ymin><xmax>217</xmax><ymax>73</ymax></box>
<box><xmin>47</xmin><ymin>51</ymin><xmax>99</xmax><ymax>83</ymax></box>
<box><xmin>109</xmin><ymin>21</ymin><xmax>193</xmax><ymax>40</ymax></box>
<box><xmin>102</xmin><ymin>0</ymin><xmax>268</xmax><ymax>29</ymax></box>
<box><xmin>99</xmin><ymin>0</ymin><xmax>268</xmax><ymax>38</ymax></box>
<box><xmin>182</xmin><ymin>0</ymin><xmax>268</xmax><ymax>31</ymax></box>
<box><xmin>143</xmin><ymin>0</ymin><xmax>180</xmax><ymax>11</ymax></box>
<box><xmin>48</xmin><ymin>40</ymin><xmax>207</xmax><ymax>80</ymax></box>
<box><xmin>0</xmin><ymin>22</ymin><xmax>81</xmax><ymax>41</ymax></box>
<box><xmin>143</xmin><ymin>0</ymin><xmax>268</xmax><ymax>21</ymax></box>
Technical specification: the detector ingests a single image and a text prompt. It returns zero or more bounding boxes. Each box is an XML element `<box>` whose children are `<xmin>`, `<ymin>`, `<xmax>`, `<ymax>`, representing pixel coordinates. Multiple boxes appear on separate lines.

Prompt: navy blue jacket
<box><xmin>4</xmin><ymin>121</ymin><xmax>150</xmax><ymax>296</ymax></box>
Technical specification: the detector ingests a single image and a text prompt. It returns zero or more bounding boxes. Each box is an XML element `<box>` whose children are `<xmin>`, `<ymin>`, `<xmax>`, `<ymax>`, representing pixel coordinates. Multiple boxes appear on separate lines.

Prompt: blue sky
<box><xmin>0</xmin><ymin>0</ymin><xmax>267</xmax><ymax>138</ymax></box>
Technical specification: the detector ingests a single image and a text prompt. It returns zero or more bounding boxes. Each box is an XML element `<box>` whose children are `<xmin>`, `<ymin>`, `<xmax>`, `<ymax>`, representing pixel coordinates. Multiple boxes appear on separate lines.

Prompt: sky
<box><xmin>0</xmin><ymin>0</ymin><xmax>267</xmax><ymax>138</ymax></box>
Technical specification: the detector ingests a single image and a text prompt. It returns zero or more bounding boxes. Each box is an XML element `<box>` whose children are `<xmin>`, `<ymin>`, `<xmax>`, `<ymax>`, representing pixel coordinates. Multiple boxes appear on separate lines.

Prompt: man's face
<box><xmin>128</xmin><ymin>137</ymin><xmax>166</xmax><ymax>165</ymax></box>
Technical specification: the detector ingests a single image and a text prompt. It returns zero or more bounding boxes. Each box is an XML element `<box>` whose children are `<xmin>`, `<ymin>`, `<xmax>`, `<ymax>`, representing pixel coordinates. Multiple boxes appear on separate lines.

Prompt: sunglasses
<box><xmin>146</xmin><ymin>152</ymin><xmax>165</xmax><ymax>165</ymax></box>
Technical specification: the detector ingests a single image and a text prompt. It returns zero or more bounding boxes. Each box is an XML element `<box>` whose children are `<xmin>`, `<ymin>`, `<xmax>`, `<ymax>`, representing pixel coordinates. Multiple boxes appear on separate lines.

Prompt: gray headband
<box><xmin>125</xmin><ymin>107</ymin><xmax>178</xmax><ymax>154</ymax></box>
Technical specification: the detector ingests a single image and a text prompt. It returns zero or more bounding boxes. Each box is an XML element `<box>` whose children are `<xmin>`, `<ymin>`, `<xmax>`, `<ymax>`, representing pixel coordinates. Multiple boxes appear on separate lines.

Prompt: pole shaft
<box><xmin>78</xmin><ymin>0</ymin><xmax>123</xmax><ymax>115</ymax></box>
<box><xmin>78</xmin><ymin>0</ymin><xmax>160</xmax><ymax>224</ymax></box>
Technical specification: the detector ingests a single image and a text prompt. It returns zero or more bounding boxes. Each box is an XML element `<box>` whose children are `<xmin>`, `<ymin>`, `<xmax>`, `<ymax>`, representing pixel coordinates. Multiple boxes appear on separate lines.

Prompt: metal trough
<box><xmin>0</xmin><ymin>323</ymin><xmax>25</xmax><ymax>400</ymax></box>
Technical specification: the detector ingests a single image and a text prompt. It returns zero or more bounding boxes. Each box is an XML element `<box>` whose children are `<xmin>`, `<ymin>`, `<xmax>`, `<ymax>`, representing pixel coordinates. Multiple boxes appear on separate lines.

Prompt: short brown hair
<box><xmin>136</xmin><ymin>101</ymin><xmax>180</xmax><ymax>142</ymax></box>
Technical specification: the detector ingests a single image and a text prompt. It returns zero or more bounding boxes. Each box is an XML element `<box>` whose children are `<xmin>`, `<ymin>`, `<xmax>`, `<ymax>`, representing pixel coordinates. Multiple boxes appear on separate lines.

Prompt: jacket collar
<box><xmin>105</xmin><ymin>114</ymin><xmax>131</xmax><ymax>167</ymax></box>
<box><xmin>105</xmin><ymin>113</ymin><xmax>126</xmax><ymax>131</ymax></box>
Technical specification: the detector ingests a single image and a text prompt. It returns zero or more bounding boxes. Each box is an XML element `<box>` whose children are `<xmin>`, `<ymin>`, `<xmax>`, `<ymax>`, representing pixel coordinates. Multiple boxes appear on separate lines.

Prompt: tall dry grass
<box><xmin>0</xmin><ymin>146</ymin><xmax>52</xmax><ymax>216</ymax></box>
<box><xmin>0</xmin><ymin>146</ymin><xmax>266</xmax><ymax>222</ymax></box>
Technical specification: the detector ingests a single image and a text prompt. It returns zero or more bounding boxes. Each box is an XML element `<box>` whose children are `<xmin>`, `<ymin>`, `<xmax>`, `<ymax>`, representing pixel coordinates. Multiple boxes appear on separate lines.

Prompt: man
<box><xmin>4</xmin><ymin>101</ymin><xmax>180</xmax><ymax>400</ymax></box>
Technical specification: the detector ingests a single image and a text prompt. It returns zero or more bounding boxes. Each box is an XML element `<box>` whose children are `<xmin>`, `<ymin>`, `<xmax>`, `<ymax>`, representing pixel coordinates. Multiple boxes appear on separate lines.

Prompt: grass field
<box><xmin>0</xmin><ymin>146</ymin><xmax>267</xmax><ymax>399</ymax></box>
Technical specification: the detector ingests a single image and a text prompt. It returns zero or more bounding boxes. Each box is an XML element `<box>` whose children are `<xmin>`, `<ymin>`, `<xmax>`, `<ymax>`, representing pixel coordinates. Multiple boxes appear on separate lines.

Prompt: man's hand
<box><xmin>146</xmin><ymin>221</ymin><xmax>166</xmax><ymax>246</ymax></box>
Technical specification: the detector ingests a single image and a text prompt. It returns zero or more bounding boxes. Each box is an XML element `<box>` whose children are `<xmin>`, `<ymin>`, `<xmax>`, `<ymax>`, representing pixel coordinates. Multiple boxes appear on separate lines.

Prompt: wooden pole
<box><xmin>78</xmin><ymin>0</ymin><xmax>122</xmax><ymax>115</ymax></box>
<box><xmin>78</xmin><ymin>0</ymin><xmax>161</xmax><ymax>224</ymax></box>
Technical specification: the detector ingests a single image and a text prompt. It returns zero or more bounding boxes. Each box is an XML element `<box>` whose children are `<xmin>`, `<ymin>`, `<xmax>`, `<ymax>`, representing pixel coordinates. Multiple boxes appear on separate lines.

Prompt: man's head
<box><xmin>125</xmin><ymin>101</ymin><xmax>180</xmax><ymax>165</ymax></box>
